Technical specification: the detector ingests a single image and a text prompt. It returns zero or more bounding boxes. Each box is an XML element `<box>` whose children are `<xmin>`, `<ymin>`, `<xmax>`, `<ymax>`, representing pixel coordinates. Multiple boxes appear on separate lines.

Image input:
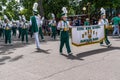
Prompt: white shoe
<box><xmin>107</xmin><ymin>44</ymin><xmax>112</xmax><ymax>47</ymax></box>
<box><xmin>100</xmin><ymin>44</ymin><xmax>104</xmax><ymax>46</ymax></box>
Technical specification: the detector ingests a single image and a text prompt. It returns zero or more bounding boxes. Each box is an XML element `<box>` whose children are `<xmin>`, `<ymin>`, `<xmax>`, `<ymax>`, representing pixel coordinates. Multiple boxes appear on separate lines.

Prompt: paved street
<box><xmin>0</xmin><ymin>36</ymin><xmax>120</xmax><ymax>80</ymax></box>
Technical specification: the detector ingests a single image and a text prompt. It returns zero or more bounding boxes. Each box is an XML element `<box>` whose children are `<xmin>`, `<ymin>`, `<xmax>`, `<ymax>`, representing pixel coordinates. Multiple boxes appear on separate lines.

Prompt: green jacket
<box><xmin>84</xmin><ymin>21</ymin><xmax>90</xmax><ymax>26</ymax></box>
<box><xmin>31</xmin><ymin>16</ymin><xmax>38</xmax><ymax>33</ymax></box>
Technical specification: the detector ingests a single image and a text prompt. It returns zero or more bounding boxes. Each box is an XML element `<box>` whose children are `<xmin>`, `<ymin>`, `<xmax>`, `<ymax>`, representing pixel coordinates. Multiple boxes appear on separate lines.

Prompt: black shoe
<box><xmin>60</xmin><ymin>52</ymin><xmax>63</xmax><ymax>55</ymax></box>
<box><xmin>26</xmin><ymin>42</ymin><xmax>29</xmax><ymax>44</ymax></box>
<box><xmin>9</xmin><ymin>43</ymin><xmax>13</xmax><ymax>46</ymax></box>
<box><xmin>36</xmin><ymin>48</ymin><xmax>41</xmax><ymax>50</ymax></box>
<box><xmin>100</xmin><ymin>44</ymin><xmax>104</xmax><ymax>46</ymax></box>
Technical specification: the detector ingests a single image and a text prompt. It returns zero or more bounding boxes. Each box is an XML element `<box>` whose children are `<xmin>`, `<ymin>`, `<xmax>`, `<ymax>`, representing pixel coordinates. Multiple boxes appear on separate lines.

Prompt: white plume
<box><xmin>22</xmin><ymin>15</ymin><xmax>26</xmax><ymax>21</ymax></box>
<box><xmin>62</xmin><ymin>7</ymin><xmax>68</xmax><ymax>14</ymax></box>
<box><xmin>4</xmin><ymin>15</ymin><xmax>8</xmax><ymax>19</ymax></box>
<box><xmin>33</xmin><ymin>2</ymin><xmax>38</xmax><ymax>12</ymax></box>
<box><xmin>51</xmin><ymin>13</ymin><xmax>55</xmax><ymax>18</ymax></box>
<box><xmin>19</xmin><ymin>16</ymin><xmax>22</xmax><ymax>20</ymax></box>
<box><xmin>42</xmin><ymin>17</ymin><xmax>44</xmax><ymax>21</ymax></box>
<box><xmin>100</xmin><ymin>7</ymin><xmax>106</xmax><ymax>15</ymax></box>
<box><xmin>12</xmin><ymin>18</ymin><xmax>15</xmax><ymax>22</ymax></box>
<box><xmin>38</xmin><ymin>14</ymin><xmax>41</xmax><ymax>18</ymax></box>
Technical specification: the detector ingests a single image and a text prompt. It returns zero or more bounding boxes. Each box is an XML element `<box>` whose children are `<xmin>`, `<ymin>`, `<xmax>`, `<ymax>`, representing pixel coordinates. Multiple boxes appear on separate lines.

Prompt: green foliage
<box><xmin>0</xmin><ymin>6</ymin><xmax>2</xmax><ymax>11</ymax></box>
<box><xmin>2</xmin><ymin>0</ymin><xmax>21</xmax><ymax>20</ymax></box>
<box><xmin>2</xmin><ymin>0</ymin><xmax>120</xmax><ymax>20</ymax></box>
<box><xmin>43</xmin><ymin>0</ymin><xmax>69</xmax><ymax>19</ymax></box>
<box><xmin>68</xmin><ymin>7</ymin><xmax>75</xmax><ymax>15</ymax></box>
<box><xmin>1</xmin><ymin>0</ymin><xmax>7</xmax><ymax>6</ymax></box>
<box><xmin>22</xmin><ymin>0</ymin><xmax>38</xmax><ymax>20</ymax></box>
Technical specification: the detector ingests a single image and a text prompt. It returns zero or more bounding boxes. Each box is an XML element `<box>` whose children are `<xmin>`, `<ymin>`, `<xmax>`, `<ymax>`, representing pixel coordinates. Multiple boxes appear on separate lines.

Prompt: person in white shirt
<box><xmin>49</xmin><ymin>16</ymin><xmax>57</xmax><ymax>40</ymax></box>
<box><xmin>38</xmin><ymin>15</ymin><xmax>45</xmax><ymax>41</ymax></box>
<box><xmin>57</xmin><ymin>10</ymin><xmax>72</xmax><ymax>55</ymax></box>
<box><xmin>3</xmin><ymin>17</ymin><xmax>12</xmax><ymax>45</ymax></box>
<box><xmin>30</xmin><ymin>2</ymin><xmax>41</xmax><ymax>50</ymax></box>
<box><xmin>98</xmin><ymin>15</ymin><xmax>112</xmax><ymax>47</ymax></box>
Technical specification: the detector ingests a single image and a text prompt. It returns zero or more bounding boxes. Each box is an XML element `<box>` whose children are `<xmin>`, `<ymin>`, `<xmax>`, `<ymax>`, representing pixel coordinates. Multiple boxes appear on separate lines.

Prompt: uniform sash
<box><xmin>31</xmin><ymin>16</ymin><xmax>38</xmax><ymax>33</ymax></box>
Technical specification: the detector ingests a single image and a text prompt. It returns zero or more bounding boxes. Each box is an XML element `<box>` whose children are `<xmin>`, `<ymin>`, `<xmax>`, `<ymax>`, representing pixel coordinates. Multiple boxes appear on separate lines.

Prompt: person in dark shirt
<box><xmin>73</xmin><ymin>17</ymin><xmax>81</xmax><ymax>26</ymax></box>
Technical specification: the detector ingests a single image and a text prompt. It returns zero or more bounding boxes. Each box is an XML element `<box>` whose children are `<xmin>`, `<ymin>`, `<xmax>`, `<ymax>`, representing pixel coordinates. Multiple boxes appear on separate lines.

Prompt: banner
<box><xmin>72</xmin><ymin>25</ymin><xmax>105</xmax><ymax>46</ymax></box>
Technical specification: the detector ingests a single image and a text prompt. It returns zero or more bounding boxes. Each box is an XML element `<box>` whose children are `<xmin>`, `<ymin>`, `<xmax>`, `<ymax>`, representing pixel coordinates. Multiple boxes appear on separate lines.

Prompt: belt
<box><xmin>5</xmin><ymin>27</ymin><xmax>10</xmax><ymax>30</ymax></box>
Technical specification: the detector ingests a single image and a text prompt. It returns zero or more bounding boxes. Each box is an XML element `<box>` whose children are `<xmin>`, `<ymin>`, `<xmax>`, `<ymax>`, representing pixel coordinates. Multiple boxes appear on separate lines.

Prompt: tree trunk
<box><xmin>38</xmin><ymin>0</ymin><xmax>44</xmax><ymax>17</ymax></box>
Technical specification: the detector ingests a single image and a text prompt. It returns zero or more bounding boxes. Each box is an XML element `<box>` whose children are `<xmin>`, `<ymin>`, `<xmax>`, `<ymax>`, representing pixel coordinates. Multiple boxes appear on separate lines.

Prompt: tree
<box><xmin>38</xmin><ymin>0</ymin><xmax>44</xmax><ymax>17</ymax></box>
<box><xmin>43</xmin><ymin>0</ymin><xmax>69</xmax><ymax>19</ymax></box>
<box><xmin>3</xmin><ymin>0</ymin><xmax>20</xmax><ymax>20</ymax></box>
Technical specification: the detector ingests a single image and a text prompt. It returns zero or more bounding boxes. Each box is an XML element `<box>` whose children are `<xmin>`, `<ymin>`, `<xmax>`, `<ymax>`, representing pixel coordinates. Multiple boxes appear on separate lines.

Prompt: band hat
<box><xmin>33</xmin><ymin>2</ymin><xmax>39</xmax><ymax>15</ymax></box>
<box><xmin>4</xmin><ymin>15</ymin><xmax>8</xmax><ymax>20</ymax></box>
<box><xmin>51</xmin><ymin>13</ymin><xmax>55</xmax><ymax>18</ymax></box>
<box><xmin>61</xmin><ymin>13</ymin><xmax>67</xmax><ymax>17</ymax></box>
<box><xmin>61</xmin><ymin>7</ymin><xmax>68</xmax><ymax>17</ymax></box>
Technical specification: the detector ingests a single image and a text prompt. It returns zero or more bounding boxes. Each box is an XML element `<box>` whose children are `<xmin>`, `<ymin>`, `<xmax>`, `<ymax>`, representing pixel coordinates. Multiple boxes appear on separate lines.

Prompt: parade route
<box><xmin>1</xmin><ymin>0</ymin><xmax>120</xmax><ymax>80</ymax></box>
<box><xmin>0</xmin><ymin>36</ymin><xmax>120</xmax><ymax>80</ymax></box>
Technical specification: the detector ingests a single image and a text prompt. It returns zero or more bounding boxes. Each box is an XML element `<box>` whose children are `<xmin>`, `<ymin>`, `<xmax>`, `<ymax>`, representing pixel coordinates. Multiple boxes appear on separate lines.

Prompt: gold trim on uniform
<box><xmin>72</xmin><ymin>38</ymin><xmax>105</xmax><ymax>47</ymax></box>
<box><xmin>63</xmin><ymin>27</ymin><xmax>69</xmax><ymax>31</ymax></box>
<box><xmin>5</xmin><ymin>26</ymin><xmax>10</xmax><ymax>30</ymax></box>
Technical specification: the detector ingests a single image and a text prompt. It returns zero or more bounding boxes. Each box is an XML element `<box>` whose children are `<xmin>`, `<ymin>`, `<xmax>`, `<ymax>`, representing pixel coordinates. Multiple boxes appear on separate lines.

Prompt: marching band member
<box><xmin>57</xmin><ymin>7</ymin><xmax>72</xmax><ymax>55</ymax></box>
<box><xmin>30</xmin><ymin>2</ymin><xmax>41</xmax><ymax>50</ymax></box>
<box><xmin>12</xmin><ymin>20</ymin><xmax>17</xmax><ymax>37</ymax></box>
<box><xmin>38</xmin><ymin>15</ymin><xmax>45</xmax><ymax>41</ymax></box>
<box><xmin>3</xmin><ymin>15</ymin><xmax>12</xmax><ymax>45</ymax></box>
<box><xmin>21</xmin><ymin>15</ymin><xmax>29</xmax><ymax>43</ymax></box>
<box><xmin>0</xmin><ymin>18</ymin><xmax>3</xmax><ymax>39</ymax></box>
<box><xmin>18</xmin><ymin>16</ymin><xmax>22</xmax><ymax>39</ymax></box>
<box><xmin>99</xmin><ymin>15</ymin><xmax>112</xmax><ymax>47</ymax></box>
<box><xmin>49</xmin><ymin>13</ymin><xmax>57</xmax><ymax>40</ymax></box>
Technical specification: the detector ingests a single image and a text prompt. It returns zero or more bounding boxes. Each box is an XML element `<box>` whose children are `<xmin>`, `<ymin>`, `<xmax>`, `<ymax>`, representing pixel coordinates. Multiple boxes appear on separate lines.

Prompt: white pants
<box><xmin>34</xmin><ymin>32</ymin><xmax>40</xmax><ymax>48</ymax></box>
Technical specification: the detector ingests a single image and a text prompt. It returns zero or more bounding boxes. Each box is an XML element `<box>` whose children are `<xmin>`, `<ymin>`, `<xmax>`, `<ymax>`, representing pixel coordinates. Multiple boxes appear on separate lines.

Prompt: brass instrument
<box><xmin>64</xmin><ymin>27</ymin><xmax>69</xmax><ymax>31</ymax></box>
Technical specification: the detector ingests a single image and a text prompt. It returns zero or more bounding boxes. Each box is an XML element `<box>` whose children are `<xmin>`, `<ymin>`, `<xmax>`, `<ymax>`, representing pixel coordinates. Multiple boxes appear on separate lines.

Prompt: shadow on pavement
<box><xmin>9</xmin><ymin>55</ymin><xmax>24</xmax><ymax>62</ymax></box>
<box><xmin>61</xmin><ymin>54</ymin><xmax>84</xmax><ymax>61</ymax></box>
<box><xmin>76</xmin><ymin>46</ymin><xmax>120</xmax><ymax>59</ymax></box>
<box><xmin>34</xmin><ymin>49</ymin><xmax>51</xmax><ymax>54</ymax></box>
<box><xmin>0</xmin><ymin>38</ymin><xmax>35</xmax><ymax>55</ymax></box>
<box><xmin>0</xmin><ymin>55</ymin><xmax>24</xmax><ymax>65</ymax></box>
<box><xmin>0</xmin><ymin>56</ymin><xmax>11</xmax><ymax>62</ymax></box>
<box><xmin>61</xmin><ymin>46</ymin><xmax>120</xmax><ymax>60</ymax></box>
<box><xmin>0</xmin><ymin>62</ymin><xmax>5</xmax><ymax>65</ymax></box>
<box><xmin>0</xmin><ymin>37</ymin><xmax>50</xmax><ymax>55</ymax></box>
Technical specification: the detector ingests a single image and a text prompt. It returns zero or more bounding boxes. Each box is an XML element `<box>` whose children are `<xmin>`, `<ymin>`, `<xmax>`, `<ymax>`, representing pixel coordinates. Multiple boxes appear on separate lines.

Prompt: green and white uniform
<box><xmin>49</xmin><ymin>20</ymin><xmax>57</xmax><ymax>40</ymax></box>
<box><xmin>39</xmin><ymin>20</ymin><xmax>44</xmax><ymax>40</ymax></box>
<box><xmin>18</xmin><ymin>21</ymin><xmax>22</xmax><ymax>38</ymax></box>
<box><xmin>21</xmin><ymin>22</ymin><xmax>29</xmax><ymax>43</ymax></box>
<box><xmin>57</xmin><ymin>20</ymin><xmax>71</xmax><ymax>54</ymax></box>
<box><xmin>30</xmin><ymin>16</ymin><xmax>40</xmax><ymax>48</ymax></box>
<box><xmin>12</xmin><ymin>22</ymin><xmax>17</xmax><ymax>36</ymax></box>
<box><xmin>3</xmin><ymin>23</ymin><xmax>12</xmax><ymax>44</ymax></box>
<box><xmin>99</xmin><ymin>18</ymin><xmax>111</xmax><ymax>46</ymax></box>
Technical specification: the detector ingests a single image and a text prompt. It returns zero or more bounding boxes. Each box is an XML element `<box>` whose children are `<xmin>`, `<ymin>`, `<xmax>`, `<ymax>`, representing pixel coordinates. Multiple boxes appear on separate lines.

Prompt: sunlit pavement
<box><xmin>0</xmin><ymin>36</ymin><xmax>120</xmax><ymax>80</ymax></box>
